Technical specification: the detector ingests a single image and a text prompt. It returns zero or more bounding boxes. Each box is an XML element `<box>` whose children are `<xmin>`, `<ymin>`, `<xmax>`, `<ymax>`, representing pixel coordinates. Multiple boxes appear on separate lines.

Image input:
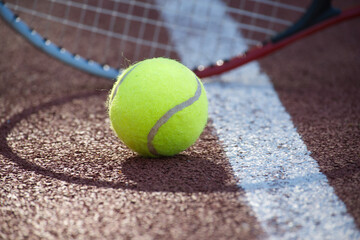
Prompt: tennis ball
<box><xmin>108</xmin><ymin>58</ymin><xmax>208</xmax><ymax>157</ymax></box>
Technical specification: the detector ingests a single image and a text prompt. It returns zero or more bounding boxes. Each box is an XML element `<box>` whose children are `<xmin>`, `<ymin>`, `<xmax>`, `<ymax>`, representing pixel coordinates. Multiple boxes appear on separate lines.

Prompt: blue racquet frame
<box><xmin>0</xmin><ymin>1</ymin><xmax>120</xmax><ymax>80</ymax></box>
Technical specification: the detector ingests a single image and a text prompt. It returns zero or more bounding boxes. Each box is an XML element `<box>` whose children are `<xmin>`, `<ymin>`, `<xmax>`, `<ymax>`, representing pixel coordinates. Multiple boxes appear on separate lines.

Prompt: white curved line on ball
<box><xmin>147</xmin><ymin>76</ymin><xmax>202</xmax><ymax>156</ymax></box>
<box><xmin>110</xmin><ymin>63</ymin><xmax>141</xmax><ymax>104</ymax></box>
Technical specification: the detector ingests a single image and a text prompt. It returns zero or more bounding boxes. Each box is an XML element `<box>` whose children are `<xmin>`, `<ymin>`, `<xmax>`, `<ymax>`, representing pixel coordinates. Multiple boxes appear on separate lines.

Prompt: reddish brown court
<box><xmin>0</xmin><ymin>0</ymin><xmax>359</xmax><ymax>239</ymax></box>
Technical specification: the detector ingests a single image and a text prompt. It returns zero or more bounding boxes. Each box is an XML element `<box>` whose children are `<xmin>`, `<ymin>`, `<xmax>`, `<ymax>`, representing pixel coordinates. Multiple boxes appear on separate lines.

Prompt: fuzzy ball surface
<box><xmin>108</xmin><ymin>58</ymin><xmax>208</xmax><ymax>157</ymax></box>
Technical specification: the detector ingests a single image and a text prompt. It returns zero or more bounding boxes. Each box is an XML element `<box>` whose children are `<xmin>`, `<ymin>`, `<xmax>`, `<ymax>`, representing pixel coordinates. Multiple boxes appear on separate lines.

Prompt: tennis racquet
<box><xmin>1</xmin><ymin>0</ymin><xmax>359</xmax><ymax>80</ymax></box>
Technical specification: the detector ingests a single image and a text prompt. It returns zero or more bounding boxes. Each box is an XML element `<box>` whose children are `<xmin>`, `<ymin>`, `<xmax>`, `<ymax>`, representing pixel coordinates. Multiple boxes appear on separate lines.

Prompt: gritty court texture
<box><xmin>1</xmin><ymin>0</ymin><xmax>360</xmax><ymax>239</ymax></box>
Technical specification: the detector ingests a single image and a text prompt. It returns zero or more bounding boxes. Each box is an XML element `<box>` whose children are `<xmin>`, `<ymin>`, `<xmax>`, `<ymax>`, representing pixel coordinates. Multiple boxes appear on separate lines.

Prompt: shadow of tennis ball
<box><xmin>1</xmin><ymin>92</ymin><xmax>130</xmax><ymax>186</ymax></box>
<box><xmin>121</xmin><ymin>155</ymin><xmax>238</xmax><ymax>193</ymax></box>
<box><xmin>1</xmin><ymin>90</ymin><xmax>238</xmax><ymax>193</ymax></box>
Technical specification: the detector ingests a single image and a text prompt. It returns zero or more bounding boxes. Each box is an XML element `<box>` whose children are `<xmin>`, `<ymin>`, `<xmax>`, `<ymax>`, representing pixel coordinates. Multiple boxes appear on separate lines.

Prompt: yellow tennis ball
<box><xmin>108</xmin><ymin>58</ymin><xmax>208</xmax><ymax>157</ymax></box>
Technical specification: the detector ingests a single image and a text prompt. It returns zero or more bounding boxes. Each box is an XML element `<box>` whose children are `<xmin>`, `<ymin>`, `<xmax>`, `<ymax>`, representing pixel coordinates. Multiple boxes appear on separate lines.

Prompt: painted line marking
<box><xmin>157</xmin><ymin>0</ymin><xmax>360</xmax><ymax>239</ymax></box>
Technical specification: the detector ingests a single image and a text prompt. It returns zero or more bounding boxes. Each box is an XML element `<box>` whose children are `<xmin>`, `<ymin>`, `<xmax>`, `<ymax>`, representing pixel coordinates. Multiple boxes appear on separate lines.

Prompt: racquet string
<box><xmin>4</xmin><ymin>0</ymin><xmax>309</xmax><ymax>70</ymax></box>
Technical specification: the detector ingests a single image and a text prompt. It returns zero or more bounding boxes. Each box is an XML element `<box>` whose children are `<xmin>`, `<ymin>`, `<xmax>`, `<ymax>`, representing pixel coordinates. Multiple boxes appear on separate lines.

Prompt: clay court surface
<box><xmin>1</xmin><ymin>1</ymin><xmax>360</xmax><ymax>239</ymax></box>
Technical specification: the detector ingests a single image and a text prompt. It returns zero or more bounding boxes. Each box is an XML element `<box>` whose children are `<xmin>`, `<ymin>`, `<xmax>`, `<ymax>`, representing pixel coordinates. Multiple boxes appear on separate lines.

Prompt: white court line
<box><xmin>157</xmin><ymin>0</ymin><xmax>360</xmax><ymax>239</ymax></box>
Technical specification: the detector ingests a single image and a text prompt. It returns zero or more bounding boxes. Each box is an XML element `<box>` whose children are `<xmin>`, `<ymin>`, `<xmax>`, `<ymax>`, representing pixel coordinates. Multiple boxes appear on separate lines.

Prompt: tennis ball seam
<box><xmin>147</xmin><ymin>76</ymin><xmax>202</xmax><ymax>156</ymax></box>
<box><xmin>110</xmin><ymin>62</ymin><xmax>202</xmax><ymax>157</ymax></box>
<box><xmin>110</xmin><ymin>62</ymin><xmax>142</xmax><ymax>104</ymax></box>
